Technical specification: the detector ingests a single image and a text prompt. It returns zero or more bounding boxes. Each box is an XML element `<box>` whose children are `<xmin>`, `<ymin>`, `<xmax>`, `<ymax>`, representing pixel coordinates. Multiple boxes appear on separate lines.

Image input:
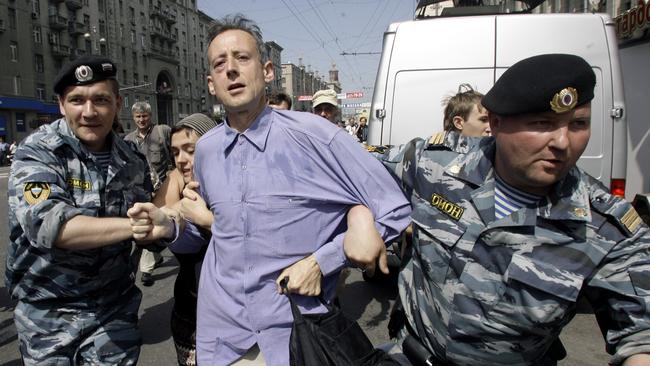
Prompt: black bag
<box><xmin>285</xmin><ymin>288</ymin><xmax>400</xmax><ymax>366</ymax></box>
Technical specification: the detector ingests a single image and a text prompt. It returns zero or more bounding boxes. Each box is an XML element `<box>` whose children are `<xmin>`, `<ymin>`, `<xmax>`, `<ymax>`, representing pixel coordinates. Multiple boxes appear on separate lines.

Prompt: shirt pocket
<box><xmin>411</xmin><ymin>195</ymin><xmax>466</xmax><ymax>284</ymax></box>
<box><xmin>487</xmin><ymin>252</ymin><xmax>583</xmax><ymax>330</ymax></box>
<box><xmin>148</xmin><ymin>144</ymin><xmax>163</xmax><ymax>165</ymax></box>
<box><xmin>262</xmin><ymin>196</ymin><xmax>328</xmax><ymax>257</ymax></box>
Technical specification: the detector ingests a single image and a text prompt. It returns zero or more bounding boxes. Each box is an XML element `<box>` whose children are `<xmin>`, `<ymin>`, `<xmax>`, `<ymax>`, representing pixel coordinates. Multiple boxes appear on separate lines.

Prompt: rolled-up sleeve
<box><xmin>313</xmin><ymin>131</ymin><xmax>411</xmax><ymax>276</ymax></box>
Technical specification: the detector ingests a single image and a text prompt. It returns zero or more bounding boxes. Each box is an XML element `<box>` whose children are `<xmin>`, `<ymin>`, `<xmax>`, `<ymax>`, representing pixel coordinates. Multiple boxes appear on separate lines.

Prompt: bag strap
<box><xmin>280</xmin><ymin>277</ymin><xmax>334</xmax><ymax>321</ymax></box>
<box><xmin>280</xmin><ymin>278</ymin><xmax>304</xmax><ymax>323</ymax></box>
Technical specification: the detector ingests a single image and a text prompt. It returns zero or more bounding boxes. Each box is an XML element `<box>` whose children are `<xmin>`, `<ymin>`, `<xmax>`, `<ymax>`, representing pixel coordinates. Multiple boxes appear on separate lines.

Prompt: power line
<box><xmin>340</xmin><ymin>51</ymin><xmax>381</xmax><ymax>55</ymax></box>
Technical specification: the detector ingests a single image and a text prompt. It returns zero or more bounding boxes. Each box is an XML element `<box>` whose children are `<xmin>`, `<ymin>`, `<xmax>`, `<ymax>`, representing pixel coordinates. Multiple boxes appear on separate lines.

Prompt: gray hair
<box><xmin>207</xmin><ymin>14</ymin><xmax>268</xmax><ymax>63</ymax></box>
<box><xmin>131</xmin><ymin>101</ymin><xmax>152</xmax><ymax>114</ymax></box>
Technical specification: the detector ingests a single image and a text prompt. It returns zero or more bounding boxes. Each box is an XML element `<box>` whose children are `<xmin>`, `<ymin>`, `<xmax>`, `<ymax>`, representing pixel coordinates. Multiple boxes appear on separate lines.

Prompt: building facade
<box><xmin>281</xmin><ymin>60</ymin><xmax>329</xmax><ymax>111</ymax></box>
<box><xmin>0</xmin><ymin>0</ymin><xmax>215</xmax><ymax>141</ymax></box>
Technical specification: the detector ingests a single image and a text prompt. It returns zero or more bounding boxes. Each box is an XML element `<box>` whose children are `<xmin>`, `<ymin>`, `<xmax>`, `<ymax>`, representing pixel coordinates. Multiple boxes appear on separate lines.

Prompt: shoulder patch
<box><xmin>24</xmin><ymin>182</ymin><xmax>51</xmax><ymax>205</ymax></box>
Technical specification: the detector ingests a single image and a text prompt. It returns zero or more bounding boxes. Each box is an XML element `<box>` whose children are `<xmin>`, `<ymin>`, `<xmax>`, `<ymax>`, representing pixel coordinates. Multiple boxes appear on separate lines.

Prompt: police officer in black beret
<box><xmin>367</xmin><ymin>53</ymin><xmax>650</xmax><ymax>365</ymax></box>
<box><xmin>7</xmin><ymin>55</ymin><xmax>153</xmax><ymax>364</ymax></box>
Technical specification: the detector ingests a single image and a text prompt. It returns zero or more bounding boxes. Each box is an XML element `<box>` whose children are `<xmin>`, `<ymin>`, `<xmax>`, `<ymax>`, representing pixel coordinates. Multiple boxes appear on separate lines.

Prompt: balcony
<box><xmin>68</xmin><ymin>21</ymin><xmax>87</xmax><ymax>35</ymax></box>
<box><xmin>65</xmin><ymin>0</ymin><xmax>83</xmax><ymax>9</ymax></box>
<box><xmin>51</xmin><ymin>44</ymin><xmax>70</xmax><ymax>58</ymax></box>
<box><xmin>150</xmin><ymin>25</ymin><xmax>177</xmax><ymax>43</ymax></box>
<box><xmin>49</xmin><ymin>14</ymin><xmax>68</xmax><ymax>30</ymax></box>
<box><xmin>148</xmin><ymin>44</ymin><xmax>179</xmax><ymax>64</ymax></box>
<box><xmin>151</xmin><ymin>7</ymin><xmax>176</xmax><ymax>24</ymax></box>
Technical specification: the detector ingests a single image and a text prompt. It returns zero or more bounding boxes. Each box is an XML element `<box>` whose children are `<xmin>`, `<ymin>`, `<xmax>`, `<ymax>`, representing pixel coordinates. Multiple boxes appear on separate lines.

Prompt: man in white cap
<box><xmin>311</xmin><ymin>89</ymin><xmax>339</xmax><ymax>124</ymax></box>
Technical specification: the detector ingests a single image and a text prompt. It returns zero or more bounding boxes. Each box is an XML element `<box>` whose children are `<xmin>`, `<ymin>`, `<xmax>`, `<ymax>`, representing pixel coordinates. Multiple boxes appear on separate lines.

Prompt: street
<box><xmin>0</xmin><ymin>165</ymin><xmax>609</xmax><ymax>365</ymax></box>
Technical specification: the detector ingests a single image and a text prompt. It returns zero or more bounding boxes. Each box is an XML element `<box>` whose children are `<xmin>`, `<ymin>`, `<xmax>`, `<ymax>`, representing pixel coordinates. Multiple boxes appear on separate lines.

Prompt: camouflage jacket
<box><xmin>382</xmin><ymin>136</ymin><xmax>650</xmax><ymax>365</ymax></box>
<box><xmin>6</xmin><ymin>118</ymin><xmax>152</xmax><ymax>307</ymax></box>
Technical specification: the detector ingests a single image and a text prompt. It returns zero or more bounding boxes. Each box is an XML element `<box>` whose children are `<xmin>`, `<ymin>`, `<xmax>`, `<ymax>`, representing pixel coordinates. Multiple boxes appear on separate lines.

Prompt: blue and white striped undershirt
<box><xmin>90</xmin><ymin>151</ymin><xmax>112</xmax><ymax>176</ymax></box>
<box><xmin>494</xmin><ymin>174</ymin><xmax>542</xmax><ymax>219</ymax></box>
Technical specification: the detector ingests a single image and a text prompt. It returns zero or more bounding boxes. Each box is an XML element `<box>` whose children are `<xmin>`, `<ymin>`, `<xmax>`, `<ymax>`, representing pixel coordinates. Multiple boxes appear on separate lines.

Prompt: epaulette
<box><xmin>428</xmin><ymin>132</ymin><xmax>445</xmax><ymax>146</ymax></box>
<box><xmin>590</xmin><ymin>191</ymin><xmax>644</xmax><ymax>238</ymax></box>
<box><xmin>36</xmin><ymin>130</ymin><xmax>65</xmax><ymax>150</ymax></box>
<box><xmin>364</xmin><ymin>144</ymin><xmax>390</xmax><ymax>154</ymax></box>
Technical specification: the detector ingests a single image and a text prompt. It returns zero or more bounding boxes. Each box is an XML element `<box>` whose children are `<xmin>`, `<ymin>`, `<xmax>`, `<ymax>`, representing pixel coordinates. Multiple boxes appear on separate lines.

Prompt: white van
<box><xmin>368</xmin><ymin>12</ymin><xmax>628</xmax><ymax>196</ymax></box>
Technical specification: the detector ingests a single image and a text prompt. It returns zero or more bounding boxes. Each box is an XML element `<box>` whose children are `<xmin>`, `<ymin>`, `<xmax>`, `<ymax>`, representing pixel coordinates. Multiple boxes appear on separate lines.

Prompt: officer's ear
<box><xmin>452</xmin><ymin>116</ymin><xmax>465</xmax><ymax>131</ymax></box>
<box><xmin>488</xmin><ymin>112</ymin><xmax>501</xmax><ymax>135</ymax></box>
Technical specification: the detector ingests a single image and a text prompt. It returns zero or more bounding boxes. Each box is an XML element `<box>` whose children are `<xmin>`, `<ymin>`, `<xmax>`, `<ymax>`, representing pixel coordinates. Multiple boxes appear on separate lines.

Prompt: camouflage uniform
<box><xmin>6</xmin><ymin>118</ymin><xmax>151</xmax><ymax>365</ymax></box>
<box><xmin>383</xmin><ymin>135</ymin><xmax>650</xmax><ymax>365</ymax></box>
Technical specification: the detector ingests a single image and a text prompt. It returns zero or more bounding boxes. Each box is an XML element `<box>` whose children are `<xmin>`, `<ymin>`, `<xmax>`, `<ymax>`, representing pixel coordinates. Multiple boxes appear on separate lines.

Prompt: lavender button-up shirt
<box><xmin>185</xmin><ymin>107</ymin><xmax>410</xmax><ymax>366</ymax></box>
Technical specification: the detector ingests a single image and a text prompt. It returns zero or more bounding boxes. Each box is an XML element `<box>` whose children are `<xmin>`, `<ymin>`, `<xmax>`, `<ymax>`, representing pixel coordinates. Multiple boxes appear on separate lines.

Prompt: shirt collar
<box><xmin>222</xmin><ymin>107</ymin><xmax>273</xmax><ymax>152</ymax></box>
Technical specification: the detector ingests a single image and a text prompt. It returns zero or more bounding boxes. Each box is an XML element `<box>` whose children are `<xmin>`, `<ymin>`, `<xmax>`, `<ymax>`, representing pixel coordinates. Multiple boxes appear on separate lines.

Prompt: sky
<box><xmin>197</xmin><ymin>0</ymin><xmax>418</xmax><ymax>103</ymax></box>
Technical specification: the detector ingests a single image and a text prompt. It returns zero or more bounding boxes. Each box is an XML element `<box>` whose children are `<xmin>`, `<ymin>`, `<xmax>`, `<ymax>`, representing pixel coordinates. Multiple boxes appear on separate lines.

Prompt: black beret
<box><xmin>53</xmin><ymin>55</ymin><xmax>117</xmax><ymax>95</ymax></box>
<box><xmin>482</xmin><ymin>54</ymin><xmax>596</xmax><ymax>115</ymax></box>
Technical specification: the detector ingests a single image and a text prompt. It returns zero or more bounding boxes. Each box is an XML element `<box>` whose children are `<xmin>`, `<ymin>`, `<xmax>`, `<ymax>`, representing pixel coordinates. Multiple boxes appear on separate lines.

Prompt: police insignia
<box><xmin>431</xmin><ymin>193</ymin><xmax>464</xmax><ymax>221</ymax></box>
<box><xmin>550</xmin><ymin>87</ymin><xmax>578</xmax><ymax>113</ymax></box>
<box><xmin>74</xmin><ymin>65</ymin><xmax>93</xmax><ymax>82</ymax></box>
<box><xmin>24</xmin><ymin>182</ymin><xmax>51</xmax><ymax>205</ymax></box>
<box><xmin>621</xmin><ymin>206</ymin><xmax>643</xmax><ymax>233</ymax></box>
<box><xmin>67</xmin><ymin>178</ymin><xmax>92</xmax><ymax>190</ymax></box>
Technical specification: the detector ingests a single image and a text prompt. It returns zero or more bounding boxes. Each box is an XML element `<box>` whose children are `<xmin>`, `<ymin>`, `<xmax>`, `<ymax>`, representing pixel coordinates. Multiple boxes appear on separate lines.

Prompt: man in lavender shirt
<box><xmin>128</xmin><ymin>14</ymin><xmax>410</xmax><ymax>365</ymax></box>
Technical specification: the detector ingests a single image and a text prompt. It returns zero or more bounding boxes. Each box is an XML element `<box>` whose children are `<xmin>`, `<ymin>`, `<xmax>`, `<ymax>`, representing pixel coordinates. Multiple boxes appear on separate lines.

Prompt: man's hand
<box><xmin>276</xmin><ymin>255</ymin><xmax>322</xmax><ymax>296</ymax></box>
<box><xmin>127</xmin><ymin>202</ymin><xmax>176</xmax><ymax>242</ymax></box>
<box><xmin>343</xmin><ymin>205</ymin><xmax>388</xmax><ymax>277</ymax></box>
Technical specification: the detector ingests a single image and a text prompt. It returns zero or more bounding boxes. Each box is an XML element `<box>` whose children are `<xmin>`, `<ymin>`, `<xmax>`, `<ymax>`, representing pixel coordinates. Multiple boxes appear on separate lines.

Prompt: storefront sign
<box><xmin>615</xmin><ymin>0</ymin><xmax>650</xmax><ymax>39</ymax></box>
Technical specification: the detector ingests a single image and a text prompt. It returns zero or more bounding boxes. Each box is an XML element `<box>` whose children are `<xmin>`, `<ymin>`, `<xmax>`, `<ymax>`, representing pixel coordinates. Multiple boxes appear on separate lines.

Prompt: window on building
<box><xmin>119</xmin><ymin>0</ymin><xmax>123</xmax><ymax>16</ymax></box>
<box><xmin>134</xmin><ymin>73</ymin><xmax>138</xmax><ymax>84</ymax></box>
<box><xmin>186</xmin><ymin>103</ymin><xmax>190</xmax><ymax>113</ymax></box>
<box><xmin>10</xmin><ymin>42</ymin><xmax>18</xmax><ymax>62</ymax></box>
<box><xmin>122</xmin><ymin>69</ymin><xmax>128</xmax><ymax>83</ymax></box>
<box><xmin>36</xmin><ymin>84</ymin><xmax>46</xmax><ymax>101</ymax></box>
<box><xmin>100</xmin><ymin>43</ymin><xmax>107</xmax><ymax>56</ymax></box>
<box><xmin>49</xmin><ymin>32</ymin><xmax>60</xmax><ymax>45</ymax></box>
<box><xmin>122</xmin><ymin>47</ymin><xmax>127</xmax><ymax>62</ymax></box>
<box><xmin>33</xmin><ymin>25</ymin><xmax>42</xmax><ymax>44</ymax></box>
<box><xmin>99</xmin><ymin>20</ymin><xmax>106</xmax><ymax>35</ymax></box>
<box><xmin>9</xmin><ymin>8</ymin><xmax>16</xmax><ymax>29</ymax></box>
<box><xmin>85</xmin><ymin>39</ymin><xmax>92</xmax><ymax>54</ymax></box>
<box><xmin>178</xmin><ymin>102</ymin><xmax>183</xmax><ymax>114</ymax></box>
<box><xmin>184</xmin><ymin>66</ymin><xmax>188</xmax><ymax>79</ymax></box>
<box><xmin>129</xmin><ymin>7</ymin><xmax>135</xmax><ymax>23</ymax></box>
<box><xmin>98</xmin><ymin>0</ymin><xmax>105</xmax><ymax>11</ymax></box>
<box><xmin>35</xmin><ymin>54</ymin><xmax>44</xmax><ymax>73</ymax></box>
<box><xmin>131</xmin><ymin>30</ymin><xmax>136</xmax><ymax>43</ymax></box>
<box><xmin>132</xmin><ymin>51</ymin><xmax>138</xmax><ymax>67</ymax></box>
<box><xmin>83</xmin><ymin>0</ymin><xmax>89</xmax><ymax>5</ymax></box>
<box><xmin>84</xmin><ymin>14</ymin><xmax>90</xmax><ymax>25</ymax></box>
<box><xmin>141</xmin><ymin>35</ymin><xmax>146</xmax><ymax>48</ymax></box>
<box><xmin>13</xmin><ymin>76</ymin><xmax>21</xmax><ymax>95</ymax></box>
<box><xmin>32</xmin><ymin>0</ymin><xmax>40</xmax><ymax>15</ymax></box>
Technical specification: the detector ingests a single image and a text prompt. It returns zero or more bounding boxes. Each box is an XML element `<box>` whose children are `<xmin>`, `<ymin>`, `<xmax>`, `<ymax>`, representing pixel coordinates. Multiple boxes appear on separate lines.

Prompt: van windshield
<box><xmin>414</xmin><ymin>0</ymin><xmax>544</xmax><ymax>18</ymax></box>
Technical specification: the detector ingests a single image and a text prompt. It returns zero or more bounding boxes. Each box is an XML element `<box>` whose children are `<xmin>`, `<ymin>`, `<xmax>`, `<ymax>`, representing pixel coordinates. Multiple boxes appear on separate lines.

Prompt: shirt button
<box><xmin>256</xmin><ymin>330</ymin><xmax>261</xmax><ymax>334</ymax></box>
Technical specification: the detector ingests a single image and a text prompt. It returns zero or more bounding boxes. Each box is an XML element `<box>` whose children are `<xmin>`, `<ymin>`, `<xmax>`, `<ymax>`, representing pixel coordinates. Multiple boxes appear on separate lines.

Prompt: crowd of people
<box><xmin>5</xmin><ymin>12</ymin><xmax>650</xmax><ymax>366</ymax></box>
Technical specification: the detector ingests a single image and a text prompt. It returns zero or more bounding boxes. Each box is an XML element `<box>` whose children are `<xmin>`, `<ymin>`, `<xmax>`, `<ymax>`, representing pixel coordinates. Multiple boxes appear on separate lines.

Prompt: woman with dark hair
<box><xmin>152</xmin><ymin>113</ymin><xmax>217</xmax><ymax>366</ymax></box>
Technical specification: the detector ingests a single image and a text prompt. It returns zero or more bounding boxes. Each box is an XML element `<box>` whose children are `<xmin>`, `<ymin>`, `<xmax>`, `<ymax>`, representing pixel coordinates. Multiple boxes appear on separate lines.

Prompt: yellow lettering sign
<box><xmin>430</xmin><ymin>193</ymin><xmax>464</xmax><ymax>221</ymax></box>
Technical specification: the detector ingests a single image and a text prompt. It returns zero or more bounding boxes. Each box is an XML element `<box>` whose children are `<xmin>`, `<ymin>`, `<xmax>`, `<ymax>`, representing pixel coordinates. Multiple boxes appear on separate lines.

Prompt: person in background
<box><xmin>0</xmin><ymin>136</ymin><xmax>8</xmax><ymax>166</ymax></box>
<box><xmin>356</xmin><ymin>116</ymin><xmax>369</xmax><ymax>143</ymax></box>
<box><xmin>6</xmin><ymin>55</ymin><xmax>151</xmax><ymax>365</ymax></box>
<box><xmin>312</xmin><ymin>89</ymin><xmax>339</xmax><ymax>124</ymax></box>
<box><xmin>267</xmin><ymin>91</ymin><xmax>292</xmax><ymax>110</ymax></box>
<box><xmin>124</xmin><ymin>101</ymin><xmax>174</xmax><ymax>286</ymax></box>
<box><xmin>153</xmin><ymin>113</ymin><xmax>217</xmax><ymax>366</ymax></box>
<box><xmin>442</xmin><ymin>83</ymin><xmax>490</xmax><ymax>137</ymax></box>
<box><xmin>371</xmin><ymin>53</ymin><xmax>650</xmax><ymax>365</ymax></box>
<box><xmin>128</xmin><ymin>14</ymin><xmax>411</xmax><ymax>365</ymax></box>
